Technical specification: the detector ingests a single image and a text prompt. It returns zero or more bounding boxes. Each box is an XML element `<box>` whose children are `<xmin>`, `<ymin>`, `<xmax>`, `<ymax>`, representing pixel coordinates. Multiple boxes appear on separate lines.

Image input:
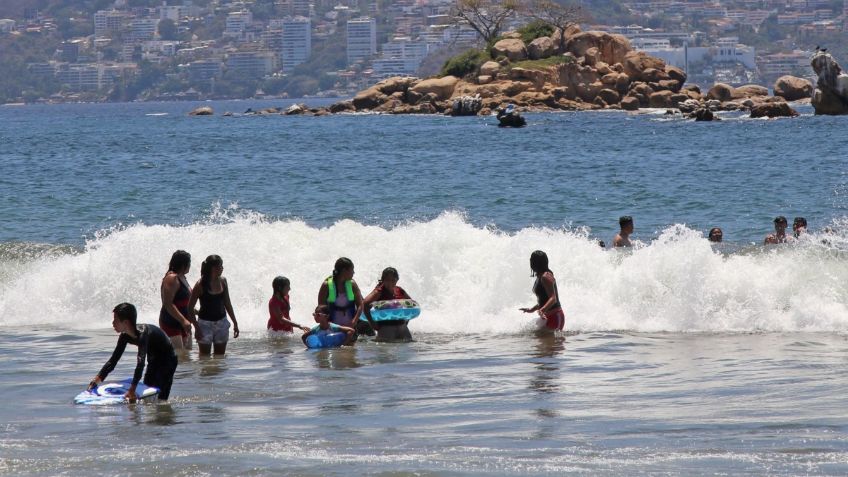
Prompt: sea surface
<box><xmin>2</xmin><ymin>100</ymin><xmax>848</xmax><ymax>475</ymax></box>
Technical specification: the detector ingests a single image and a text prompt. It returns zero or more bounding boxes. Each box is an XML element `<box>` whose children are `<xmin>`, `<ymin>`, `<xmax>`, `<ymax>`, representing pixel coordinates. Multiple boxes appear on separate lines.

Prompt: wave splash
<box><xmin>1</xmin><ymin>211</ymin><xmax>847</xmax><ymax>333</ymax></box>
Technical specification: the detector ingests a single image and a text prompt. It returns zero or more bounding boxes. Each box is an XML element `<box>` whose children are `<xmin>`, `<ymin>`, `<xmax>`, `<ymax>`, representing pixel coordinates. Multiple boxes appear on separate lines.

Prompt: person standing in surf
<box><xmin>159</xmin><ymin>250</ymin><xmax>195</xmax><ymax>352</ymax></box>
<box><xmin>613</xmin><ymin>216</ymin><xmax>634</xmax><ymax>248</ymax></box>
<box><xmin>89</xmin><ymin>303</ymin><xmax>178</xmax><ymax>401</ymax></box>
<box><xmin>317</xmin><ymin>257</ymin><xmax>366</xmax><ymax>339</ymax></box>
<box><xmin>764</xmin><ymin>216</ymin><xmax>791</xmax><ymax>245</ymax></box>
<box><xmin>187</xmin><ymin>255</ymin><xmax>240</xmax><ymax>355</ymax></box>
<box><xmin>520</xmin><ymin>250</ymin><xmax>565</xmax><ymax>332</ymax></box>
<box><xmin>362</xmin><ymin>267</ymin><xmax>415</xmax><ymax>342</ymax></box>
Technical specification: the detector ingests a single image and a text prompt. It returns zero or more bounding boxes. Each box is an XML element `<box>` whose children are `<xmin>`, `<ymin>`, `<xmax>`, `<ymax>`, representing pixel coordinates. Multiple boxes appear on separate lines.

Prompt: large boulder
<box><xmin>528</xmin><ymin>36</ymin><xmax>556</xmax><ymax>60</ymax></box>
<box><xmin>329</xmin><ymin>100</ymin><xmax>355</xmax><ymax>113</ymax></box>
<box><xmin>707</xmin><ymin>83</ymin><xmax>734</xmax><ymax>102</ymax></box>
<box><xmin>492</xmin><ymin>38</ymin><xmax>528</xmax><ymax>62</ymax></box>
<box><xmin>188</xmin><ymin>106</ymin><xmax>213</xmax><ymax>115</ymax></box>
<box><xmin>665</xmin><ymin>65</ymin><xmax>687</xmax><ymax>85</ymax></box>
<box><xmin>564</xmin><ymin>31</ymin><xmax>631</xmax><ymax>66</ymax></box>
<box><xmin>375</xmin><ymin>76</ymin><xmax>418</xmax><ymax>95</ymax></box>
<box><xmin>410</xmin><ymin>76</ymin><xmax>459</xmax><ymax>101</ymax></box>
<box><xmin>750</xmin><ymin>102</ymin><xmax>799</xmax><ymax>118</ymax></box>
<box><xmin>352</xmin><ymin>86</ymin><xmax>386</xmax><ymax>110</ymax></box>
<box><xmin>597</xmin><ymin>88</ymin><xmax>620</xmax><ymax>105</ymax></box>
<box><xmin>622</xmin><ymin>51</ymin><xmax>666</xmax><ymax>82</ymax></box>
<box><xmin>774</xmin><ymin>75</ymin><xmax>813</xmax><ymax>101</ymax></box>
<box><xmin>732</xmin><ymin>84</ymin><xmax>769</xmax><ymax>99</ymax></box>
<box><xmin>649</xmin><ymin>90</ymin><xmax>675</xmax><ymax>108</ymax></box>
<box><xmin>551</xmin><ymin>24</ymin><xmax>582</xmax><ymax>50</ymax></box>
<box><xmin>480</xmin><ymin>61</ymin><xmax>501</xmax><ymax>77</ymax></box>
<box><xmin>620</xmin><ymin>95</ymin><xmax>639</xmax><ymax>111</ymax></box>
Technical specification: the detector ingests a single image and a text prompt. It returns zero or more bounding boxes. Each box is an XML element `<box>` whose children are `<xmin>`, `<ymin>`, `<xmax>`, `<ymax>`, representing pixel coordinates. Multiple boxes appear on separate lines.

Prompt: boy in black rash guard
<box><xmin>88</xmin><ymin>303</ymin><xmax>179</xmax><ymax>401</ymax></box>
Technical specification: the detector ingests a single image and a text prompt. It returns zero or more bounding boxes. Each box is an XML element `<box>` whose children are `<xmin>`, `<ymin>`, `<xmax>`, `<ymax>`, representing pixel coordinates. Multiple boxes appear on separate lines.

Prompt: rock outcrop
<box><xmin>451</xmin><ymin>95</ymin><xmax>483</xmax><ymax>116</ymax></box>
<box><xmin>188</xmin><ymin>106</ymin><xmax>213</xmax><ymax>116</ymax></box>
<box><xmin>749</xmin><ymin>102</ymin><xmax>799</xmax><ymax>118</ymax></box>
<box><xmin>774</xmin><ymin>75</ymin><xmax>813</xmax><ymax>101</ymax></box>
<box><xmin>810</xmin><ymin>51</ymin><xmax>848</xmax><ymax>115</ymax></box>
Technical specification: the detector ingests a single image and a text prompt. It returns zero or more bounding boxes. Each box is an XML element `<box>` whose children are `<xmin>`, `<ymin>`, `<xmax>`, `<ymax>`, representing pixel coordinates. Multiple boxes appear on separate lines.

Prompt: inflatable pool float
<box><xmin>369</xmin><ymin>299</ymin><xmax>421</xmax><ymax>321</ymax></box>
<box><xmin>305</xmin><ymin>331</ymin><xmax>347</xmax><ymax>349</ymax></box>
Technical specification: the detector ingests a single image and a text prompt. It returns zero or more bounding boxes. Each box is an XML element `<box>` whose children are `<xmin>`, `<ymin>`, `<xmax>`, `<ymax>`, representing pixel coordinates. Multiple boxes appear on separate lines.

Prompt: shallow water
<box><xmin>2</xmin><ymin>101</ymin><xmax>848</xmax><ymax>474</ymax></box>
<box><xmin>2</xmin><ymin>329</ymin><xmax>848</xmax><ymax>475</ymax></box>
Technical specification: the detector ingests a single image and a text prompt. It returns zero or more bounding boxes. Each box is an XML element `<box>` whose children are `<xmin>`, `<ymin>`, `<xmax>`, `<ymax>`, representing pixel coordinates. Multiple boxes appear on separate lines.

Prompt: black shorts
<box><xmin>144</xmin><ymin>355</ymin><xmax>178</xmax><ymax>400</ymax></box>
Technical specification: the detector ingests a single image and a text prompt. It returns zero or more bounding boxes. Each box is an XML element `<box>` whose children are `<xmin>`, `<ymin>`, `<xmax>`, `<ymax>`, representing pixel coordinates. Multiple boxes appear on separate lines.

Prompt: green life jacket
<box><xmin>326</xmin><ymin>276</ymin><xmax>355</xmax><ymax>303</ymax></box>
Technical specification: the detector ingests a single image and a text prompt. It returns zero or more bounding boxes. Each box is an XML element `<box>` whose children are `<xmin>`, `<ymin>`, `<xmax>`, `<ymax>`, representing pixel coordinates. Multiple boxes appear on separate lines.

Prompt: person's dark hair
<box><xmin>200</xmin><ymin>255</ymin><xmax>223</xmax><ymax>293</ymax></box>
<box><xmin>168</xmin><ymin>250</ymin><xmax>191</xmax><ymax>273</ymax></box>
<box><xmin>378</xmin><ymin>266</ymin><xmax>399</xmax><ymax>285</ymax></box>
<box><xmin>793</xmin><ymin>217</ymin><xmax>807</xmax><ymax>228</ymax></box>
<box><xmin>529</xmin><ymin>250</ymin><xmax>550</xmax><ymax>276</ymax></box>
<box><xmin>272</xmin><ymin>275</ymin><xmax>290</xmax><ymax>294</ymax></box>
<box><xmin>314</xmin><ymin>304</ymin><xmax>330</xmax><ymax>315</ymax></box>
<box><xmin>619</xmin><ymin>216</ymin><xmax>633</xmax><ymax>228</ymax></box>
<box><xmin>113</xmin><ymin>302</ymin><xmax>137</xmax><ymax>326</ymax></box>
<box><xmin>332</xmin><ymin>257</ymin><xmax>354</xmax><ymax>282</ymax></box>
<box><xmin>774</xmin><ymin>216</ymin><xmax>788</xmax><ymax>225</ymax></box>
<box><xmin>708</xmin><ymin>227</ymin><xmax>723</xmax><ymax>242</ymax></box>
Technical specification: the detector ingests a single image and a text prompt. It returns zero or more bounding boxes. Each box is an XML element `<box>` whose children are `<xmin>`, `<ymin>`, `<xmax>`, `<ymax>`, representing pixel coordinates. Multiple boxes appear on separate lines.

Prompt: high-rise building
<box><xmin>225</xmin><ymin>11</ymin><xmax>253</xmax><ymax>37</ymax></box>
<box><xmin>281</xmin><ymin>16</ymin><xmax>311</xmax><ymax>70</ymax></box>
<box><xmin>130</xmin><ymin>18</ymin><xmax>159</xmax><ymax>41</ymax></box>
<box><xmin>94</xmin><ymin>10</ymin><xmax>128</xmax><ymax>39</ymax></box>
<box><xmin>372</xmin><ymin>36</ymin><xmax>428</xmax><ymax>78</ymax></box>
<box><xmin>226</xmin><ymin>51</ymin><xmax>276</xmax><ymax>78</ymax></box>
<box><xmin>346</xmin><ymin>17</ymin><xmax>376</xmax><ymax>66</ymax></box>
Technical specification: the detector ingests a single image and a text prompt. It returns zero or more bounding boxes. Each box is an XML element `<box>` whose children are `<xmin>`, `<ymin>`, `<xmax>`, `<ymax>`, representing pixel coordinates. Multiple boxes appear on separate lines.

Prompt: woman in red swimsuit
<box><xmin>159</xmin><ymin>250</ymin><xmax>195</xmax><ymax>351</ymax></box>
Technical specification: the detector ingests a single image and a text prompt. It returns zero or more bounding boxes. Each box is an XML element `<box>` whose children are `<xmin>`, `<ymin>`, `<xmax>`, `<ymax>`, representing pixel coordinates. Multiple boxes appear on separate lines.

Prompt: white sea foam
<box><xmin>1</xmin><ymin>210</ymin><xmax>847</xmax><ymax>333</ymax></box>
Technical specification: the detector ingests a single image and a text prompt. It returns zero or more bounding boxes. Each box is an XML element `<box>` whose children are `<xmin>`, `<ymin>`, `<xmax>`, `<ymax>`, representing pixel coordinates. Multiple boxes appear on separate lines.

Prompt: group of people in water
<box><xmin>608</xmin><ymin>215</ymin><xmax>810</xmax><ymax>248</ymax></box>
<box><xmin>86</xmin><ymin>213</ymin><xmax>813</xmax><ymax>402</ymax></box>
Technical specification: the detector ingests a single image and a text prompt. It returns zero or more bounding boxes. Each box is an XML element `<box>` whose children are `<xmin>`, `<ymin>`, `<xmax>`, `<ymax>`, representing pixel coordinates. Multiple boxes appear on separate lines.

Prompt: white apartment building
<box><xmin>372</xmin><ymin>36</ymin><xmax>428</xmax><ymax>78</ymax></box>
<box><xmin>281</xmin><ymin>16</ymin><xmax>311</xmax><ymax>70</ymax></box>
<box><xmin>347</xmin><ymin>17</ymin><xmax>376</xmax><ymax>65</ymax></box>
<box><xmin>159</xmin><ymin>5</ymin><xmax>188</xmax><ymax>22</ymax></box>
<box><xmin>226</xmin><ymin>51</ymin><xmax>276</xmax><ymax>78</ymax></box>
<box><xmin>225</xmin><ymin>11</ymin><xmax>253</xmax><ymax>37</ymax></box>
<box><xmin>130</xmin><ymin>18</ymin><xmax>159</xmax><ymax>41</ymax></box>
<box><xmin>94</xmin><ymin>10</ymin><xmax>128</xmax><ymax>39</ymax></box>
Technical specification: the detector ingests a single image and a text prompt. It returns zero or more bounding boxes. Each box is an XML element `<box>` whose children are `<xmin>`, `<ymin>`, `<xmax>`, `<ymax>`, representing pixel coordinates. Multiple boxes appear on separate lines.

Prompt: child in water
<box><xmin>88</xmin><ymin>303</ymin><xmax>178</xmax><ymax>401</ymax></box>
<box><xmin>301</xmin><ymin>304</ymin><xmax>355</xmax><ymax>346</ymax></box>
<box><xmin>362</xmin><ymin>267</ymin><xmax>415</xmax><ymax>342</ymax></box>
<box><xmin>267</xmin><ymin>276</ymin><xmax>310</xmax><ymax>333</ymax></box>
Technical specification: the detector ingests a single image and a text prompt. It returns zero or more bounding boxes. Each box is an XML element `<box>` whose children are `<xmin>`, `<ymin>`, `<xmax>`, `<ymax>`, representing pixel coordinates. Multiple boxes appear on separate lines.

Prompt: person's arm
<box><xmin>187</xmin><ymin>280</ymin><xmax>202</xmax><ymax>340</ymax></box>
<box><xmin>126</xmin><ymin>327</ymin><xmax>150</xmax><ymax>402</ymax></box>
<box><xmin>301</xmin><ymin>326</ymin><xmax>315</xmax><ymax>344</ymax></box>
<box><xmin>90</xmin><ymin>334</ymin><xmax>129</xmax><ymax>390</ymax></box>
<box><xmin>163</xmin><ymin>275</ymin><xmax>194</xmax><ymax>331</ymax></box>
<box><xmin>222</xmin><ymin>278</ymin><xmax>239</xmax><ymax>338</ymax></box>
<box><xmin>537</xmin><ymin>272</ymin><xmax>558</xmax><ymax>318</ymax></box>
<box><xmin>270</xmin><ymin>299</ymin><xmax>309</xmax><ymax>332</ymax></box>
<box><xmin>338</xmin><ymin>324</ymin><xmax>356</xmax><ymax>345</ymax></box>
<box><xmin>350</xmin><ymin>281</ymin><xmax>364</xmax><ymax>327</ymax></box>
<box><xmin>361</xmin><ymin>287</ymin><xmax>381</xmax><ymax>329</ymax></box>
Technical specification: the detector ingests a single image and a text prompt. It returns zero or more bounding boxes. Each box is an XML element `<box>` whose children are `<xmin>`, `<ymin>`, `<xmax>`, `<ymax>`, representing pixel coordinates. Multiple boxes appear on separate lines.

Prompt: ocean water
<box><xmin>2</xmin><ymin>100</ymin><xmax>848</xmax><ymax>475</ymax></box>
